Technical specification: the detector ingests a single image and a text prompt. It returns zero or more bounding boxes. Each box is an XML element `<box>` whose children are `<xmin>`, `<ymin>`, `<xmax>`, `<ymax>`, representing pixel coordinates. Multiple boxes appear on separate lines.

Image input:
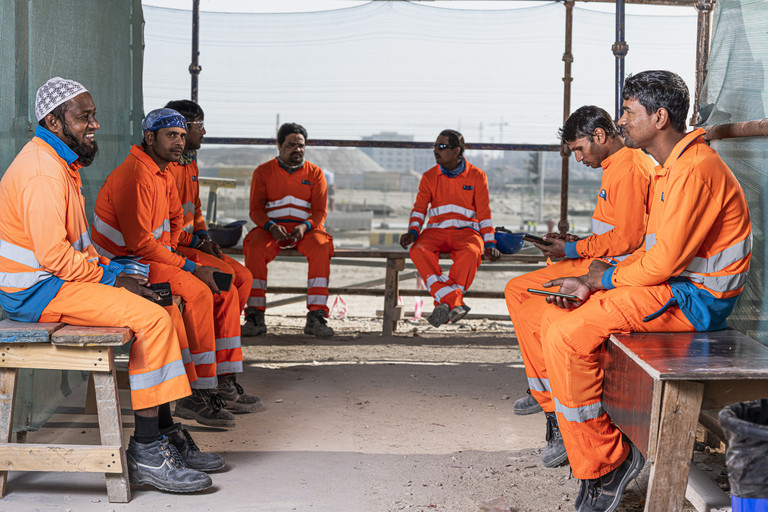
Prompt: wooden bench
<box><xmin>602</xmin><ymin>330</ymin><xmax>768</xmax><ymax>512</ymax></box>
<box><xmin>0</xmin><ymin>319</ymin><xmax>133</xmax><ymax>503</ymax></box>
<box><xmin>223</xmin><ymin>247</ymin><xmax>546</xmax><ymax>335</ymax></box>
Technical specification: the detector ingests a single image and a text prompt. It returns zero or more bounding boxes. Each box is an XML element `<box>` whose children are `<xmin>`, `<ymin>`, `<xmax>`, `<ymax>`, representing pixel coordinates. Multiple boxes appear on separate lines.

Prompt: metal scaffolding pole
<box><xmin>612</xmin><ymin>0</ymin><xmax>628</xmax><ymax>121</ymax></box>
<box><xmin>691</xmin><ymin>0</ymin><xmax>714</xmax><ymax>126</ymax></box>
<box><xmin>190</xmin><ymin>0</ymin><xmax>201</xmax><ymax>102</ymax></box>
<box><xmin>559</xmin><ymin>1</ymin><xmax>574</xmax><ymax>235</ymax></box>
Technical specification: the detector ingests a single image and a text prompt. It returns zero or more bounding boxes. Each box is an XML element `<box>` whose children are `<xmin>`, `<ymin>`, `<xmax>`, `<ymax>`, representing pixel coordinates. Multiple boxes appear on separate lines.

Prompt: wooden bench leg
<box><xmin>644</xmin><ymin>380</ymin><xmax>704</xmax><ymax>512</ymax></box>
<box><xmin>0</xmin><ymin>368</ymin><xmax>19</xmax><ymax>498</ymax></box>
<box><xmin>93</xmin><ymin>364</ymin><xmax>130</xmax><ymax>503</ymax></box>
<box><xmin>382</xmin><ymin>257</ymin><xmax>405</xmax><ymax>336</ymax></box>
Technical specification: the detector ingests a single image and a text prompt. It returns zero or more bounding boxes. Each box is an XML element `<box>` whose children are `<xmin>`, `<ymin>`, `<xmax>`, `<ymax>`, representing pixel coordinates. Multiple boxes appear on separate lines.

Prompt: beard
<box><xmin>62</xmin><ymin>122</ymin><xmax>99</xmax><ymax>167</ymax></box>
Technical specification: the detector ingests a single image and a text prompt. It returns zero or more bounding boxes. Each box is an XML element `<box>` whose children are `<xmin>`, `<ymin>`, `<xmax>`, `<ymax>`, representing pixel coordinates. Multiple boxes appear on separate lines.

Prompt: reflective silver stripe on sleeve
<box><xmin>428</xmin><ymin>204</ymin><xmax>476</xmax><ymax>219</ymax></box>
<box><xmin>0</xmin><ymin>270</ymin><xmax>53</xmax><ymax>288</ymax></box>
<box><xmin>679</xmin><ymin>270</ymin><xmax>750</xmax><ymax>293</ymax></box>
<box><xmin>128</xmin><ymin>358</ymin><xmax>187</xmax><ymax>391</ymax></box>
<box><xmin>266</xmin><ymin>195</ymin><xmax>312</xmax><ymax>210</ymax></box>
<box><xmin>426</xmin><ymin>219</ymin><xmax>480</xmax><ymax>231</ymax></box>
<box><xmin>645</xmin><ymin>232</ymin><xmax>657</xmax><ymax>251</ymax></box>
<box><xmin>591</xmin><ymin>219</ymin><xmax>615</xmax><ymax>236</ymax></box>
<box><xmin>191</xmin><ymin>350</ymin><xmax>216</xmax><ymax>366</ymax></box>
<box><xmin>684</xmin><ymin>235</ymin><xmax>752</xmax><ymax>274</ymax></box>
<box><xmin>0</xmin><ymin>239</ymin><xmax>40</xmax><ymax>268</ymax></box>
<box><xmin>266</xmin><ymin>207</ymin><xmax>311</xmax><ymax>220</ymax></box>
<box><xmin>215</xmin><ymin>336</ymin><xmax>241</xmax><ymax>351</ymax></box>
<box><xmin>152</xmin><ymin>219</ymin><xmax>171</xmax><ymax>239</ymax></box>
<box><xmin>527</xmin><ymin>376</ymin><xmax>551</xmax><ymax>393</ymax></box>
<box><xmin>409</xmin><ymin>221</ymin><xmax>422</xmax><ymax>229</ymax></box>
<box><xmin>307</xmin><ymin>295</ymin><xmax>328</xmax><ymax>305</ymax></box>
<box><xmin>478</xmin><ymin>219</ymin><xmax>493</xmax><ymax>229</ymax></box>
<box><xmin>410</xmin><ymin>211</ymin><xmax>425</xmax><ymax>220</ymax></box>
<box><xmin>91</xmin><ymin>241</ymin><xmax>115</xmax><ymax>259</ymax></box>
<box><xmin>183</xmin><ymin>225</ymin><xmax>194</xmax><ymax>233</ymax></box>
<box><xmin>308</xmin><ymin>277</ymin><xmax>328</xmax><ymax>288</ymax></box>
<box><xmin>483</xmin><ymin>233</ymin><xmax>495</xmax><ymax>242</ymax></box>
<box><xmin>553</xmin><ymin>397</ymin><xmax>605</xmax><ymax>423</ymax></box>
<box><xmin>251</xmin><ymin>279</ymin><xmax>267</xmax><ymax>290</ymax></box>
<box><xmin>71</xmin><ymin>231</ymin><xmax>92</xmax><ymax>252</ymax></box>
<box><xmin>182</xmin><ymin>202</ymin><xmax>195</xmax><ymax>215</ymax></box>
<box><xmin>93</xmin><ymin>215</ymin><xmax>125</xmax><ymax>246</ymax></box>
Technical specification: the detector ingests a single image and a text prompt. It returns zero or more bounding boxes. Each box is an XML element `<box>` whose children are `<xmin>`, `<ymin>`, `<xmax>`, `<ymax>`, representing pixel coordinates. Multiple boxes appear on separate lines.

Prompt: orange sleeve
<box><xmin>115</xmin><ymin>170</ymin><xmax>187</xmax><ymax>268</ymax></box>
<box><xmin>249</xmin><ymin>164</ymin><xmax>270</xmax><ymax>228</ymax></box>
<box><xmin>308</xmin><ymin>166</ymin><xmax>328</xmax><ymax>228</ymax></box>
<box><xmin>575</xmin><ymin>166</ymin><xmax>651</xmax><ymax>258</ymax></box>
<box><xmin>21</xmin><ymin>174</ymin><xmax>104</xmax><ymax>283</ymax></box>
<box><xmin>409</xmin><ymin>171</ymin><xmax>433</xmax><ymax>234</ymax></box>
<box><xmin>168</xmin><ymin>178</ymin><xmax>188</xmax><ymax>248</ymax></box>
<box><xmin>192</xmin><ymin>163</ymin><xmax>206</xmax><ymax>232</ymax></box>
<box><xmin>474</xmin><ymin>169</ymin><xmax>495</xmax><ymax>242</ymax></box>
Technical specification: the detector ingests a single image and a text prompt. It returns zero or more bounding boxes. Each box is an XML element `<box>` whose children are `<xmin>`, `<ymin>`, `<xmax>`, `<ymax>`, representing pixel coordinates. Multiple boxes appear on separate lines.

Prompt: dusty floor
<box><xmin>1</xmin><ymin>260</ymin><xmax>722</xmax><ymax>511</ymax></box>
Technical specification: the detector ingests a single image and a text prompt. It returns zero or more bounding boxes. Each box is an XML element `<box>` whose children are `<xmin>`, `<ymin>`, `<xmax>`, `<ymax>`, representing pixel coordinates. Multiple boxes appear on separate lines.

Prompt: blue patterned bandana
<box><xmin>142</xmin><ymin>108</ymin><xmax>187</xmax><ymax>133</ymax></box>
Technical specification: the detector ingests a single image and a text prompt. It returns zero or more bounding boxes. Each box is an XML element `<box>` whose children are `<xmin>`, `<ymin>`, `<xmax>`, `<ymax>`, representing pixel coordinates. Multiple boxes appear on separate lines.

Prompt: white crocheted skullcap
<box><xmin>35</xmin><ymin>77</ymin><xmax>89</xmax><ymax>121</ymax></box>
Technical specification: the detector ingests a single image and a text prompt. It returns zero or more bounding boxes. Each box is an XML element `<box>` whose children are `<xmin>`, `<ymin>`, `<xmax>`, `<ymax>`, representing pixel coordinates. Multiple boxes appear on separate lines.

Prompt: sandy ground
<box><xmin>1</xmin><ymin>261</ymin><xmax>722</xmax><ymax>512</ymax></box>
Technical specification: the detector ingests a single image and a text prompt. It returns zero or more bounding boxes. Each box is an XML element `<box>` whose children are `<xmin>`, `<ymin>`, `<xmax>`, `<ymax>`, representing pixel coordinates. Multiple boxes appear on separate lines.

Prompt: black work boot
<box><xmin>427</xmin><ymin>303</ymin><xmax>450</xmax><ymax>327</ymax></box>
<box><xmin>217</xmin><ymin>373</ymin><xmax>263</xmax><ymax>413</ymax></box>
<box><xmin>161</xmin><ymin>423</ymin><xmax>225</xmax><ymax>472</ymax></box>
<box><xmin>513</xmin><ymin>388</ymin><xmax>544</xmax><ymax>415</ymax></box>
<box><xmin>126</xmin><ymin>436</ymin><xmax>212</xmax><ymax>492</ymax></box>
<box><xmin>578</xmin><ymin>441</ymin><xmax>645</xmax><ymax>512</ymax></box>
<box><xmin>449</xmin><ymin>304</ymin><xmax>471</xmax><ymax>324</ymax></box>
<box><xmin>542</xmin><ymin>412</ymin><xmax>568</xmax><ymax>468</ymax></box>
<box><xmin>241</xmin><ymin>307</ymin><xmax>267</xmax><ymax>337</ymax></box>
<box><xmin>174</xmin><ymin>389</ymin><xmax>237</xmax><ymax>428</ymax></box>
<box><xmin>304</xmin><ymin>309</ymin><xmax>334</xmax><ymax>337</ymax></box>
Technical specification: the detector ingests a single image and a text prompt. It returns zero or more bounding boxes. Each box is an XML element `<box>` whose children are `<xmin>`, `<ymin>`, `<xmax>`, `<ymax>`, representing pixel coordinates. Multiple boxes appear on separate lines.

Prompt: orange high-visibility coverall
<box><xmin>505</xmin><ymin>147</ymin><xmax>655</xmax><ymax>381</ymax></box>
<box><xmin>168</xmin><ymin>159</ymin><xmax>253</xmax><ymax>312</ymax></box>
<box><xmin>92</xmin><ymin>145</ymin><xmax>242</xmax><ymax>387</ymax></box>
<box><xmin>243</xmin><ymin>158</ymin><xmax>334</xmax><ymax>314</ymax></box>
<box><xmin>514</xmin><ymin>129</ymin><xmax>752</xmax><ymax>479</ymax></box>
<box><xmin>0</xmin><ymin>131</ymin><xmax>190</xmax><ymax>410</ymax></box>
<box><xmin>407</xmin><ymin>160</ymin><xmax>496</xmax><ymax>309</ymax></box>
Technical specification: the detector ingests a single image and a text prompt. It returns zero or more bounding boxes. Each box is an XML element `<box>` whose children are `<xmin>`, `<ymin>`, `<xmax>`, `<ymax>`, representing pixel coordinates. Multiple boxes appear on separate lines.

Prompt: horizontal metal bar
<box><xmin>704</xmin><ymin>118</ymin><xmax>768</xmax><ymax>141</ymax></box>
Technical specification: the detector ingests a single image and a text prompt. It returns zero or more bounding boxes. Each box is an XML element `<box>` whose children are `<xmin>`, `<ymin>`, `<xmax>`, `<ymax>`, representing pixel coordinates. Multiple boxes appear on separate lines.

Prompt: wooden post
<box><xmin>382</xmin><ymin>257</ymin><xmax>405</xmax><ymax>336</ymax></box>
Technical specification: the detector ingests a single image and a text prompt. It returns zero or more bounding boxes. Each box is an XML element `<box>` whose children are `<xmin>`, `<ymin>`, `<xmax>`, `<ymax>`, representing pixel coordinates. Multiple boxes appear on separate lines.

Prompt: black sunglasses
<box><xmin>434</xmin><ymin>143</ymin><xmax>456</xmax><ymax>150</ymax></box>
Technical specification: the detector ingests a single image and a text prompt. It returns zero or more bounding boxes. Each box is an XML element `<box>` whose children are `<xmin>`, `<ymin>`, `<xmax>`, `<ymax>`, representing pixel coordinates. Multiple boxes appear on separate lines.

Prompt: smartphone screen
<box><xmin>527</xmin><ymin>288</ymin><xmax>578</xmax><ymax>300</ymax></box>
<box><xmin>213</xmin><ymin>271</ymin><xmax>233</xmax><ymax>292</ymax></box>
<box><xmin>523</xmin><ymin>234</ymin><xmax>552</xmax><ymax>245</ymax></box>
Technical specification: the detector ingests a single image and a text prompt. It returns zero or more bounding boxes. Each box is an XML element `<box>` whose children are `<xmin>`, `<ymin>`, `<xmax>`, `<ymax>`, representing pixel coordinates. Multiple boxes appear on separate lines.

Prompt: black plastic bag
<box><xmin>719</xmin><ymin>399</ymin><xmax>768</xmax><ymax>498</ymax></box>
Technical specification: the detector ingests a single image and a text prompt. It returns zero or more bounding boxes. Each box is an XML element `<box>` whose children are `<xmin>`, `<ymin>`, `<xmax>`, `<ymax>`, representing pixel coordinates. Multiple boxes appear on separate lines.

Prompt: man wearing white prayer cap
<box><xmin>0</xmin><ymin>78</ymin><xmax>220</xmax><ymax>493</ymax></box>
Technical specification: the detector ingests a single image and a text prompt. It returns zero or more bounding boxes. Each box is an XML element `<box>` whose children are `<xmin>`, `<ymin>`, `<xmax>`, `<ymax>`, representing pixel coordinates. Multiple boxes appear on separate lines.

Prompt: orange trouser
<box><xmin>144</xmin><ymin>260</ymin><xmax>217</xmax><ymax>389</ymax></box>
<box><xmin>39</xmin><ymin>281</ymin><xmax>191</xmax><ymax>410</ymax></box>
<box><xmin>175</xmin><ymin>247</ymin><xmax>244</xmax><ymax>375</ymax></box>
<box><xmin>177</xmin><ymin>246</ymin><xmax>253</xmax><ymax>313</ymax></box>
<box><xmin>513</xmin><ymin>283</ymin><xmax>694</xmax><ymax>479</ymax></box>
<box><xmin>243</xmin><ymin>228</ymin><xmax>334</xmax><ymax>314</ymax></box>
<box><xmin>164</xmin><ymin>303</ymin><xmax>197</xmax><ymax>384</ymax></box>
<box><xmin>409</xmin><ymin>228</ymin><xmax>483</xmax><ymax>309</ymax></box>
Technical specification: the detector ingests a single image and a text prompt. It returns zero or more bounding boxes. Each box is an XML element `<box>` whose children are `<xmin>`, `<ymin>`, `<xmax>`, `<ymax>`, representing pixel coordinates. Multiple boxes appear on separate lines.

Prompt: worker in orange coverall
<box><xmin>0</xmin><ymin>78</ymin><xmax>221</xmax><ymax>493</ymax></box>
<box><xmin>242</xmin><ymin>122</ymin><xmax>335</xmax><ymax>337</ymax></box>
<box><xmin>503</xmin><ymin>105</ymin><xmax>655</xmax><ymax>469</ymax></box>
<box><xmin>92</xmin><ymin>108</ymin><xmax>240</xmax><ymax>429</ymax></box>
<box><xmin>399</xmin><ymin>129</ymin><xmax>501</xmax><ymax>328</ymax></box>
<box><xmin>164</xmin><ymin>99</ymin><xmax>261</xmax><ymax>414</ymax></box>
<box><xmin>516</xmin><ymin>71</ymin><xmax>751</xmax><ymax>512</ymax></box>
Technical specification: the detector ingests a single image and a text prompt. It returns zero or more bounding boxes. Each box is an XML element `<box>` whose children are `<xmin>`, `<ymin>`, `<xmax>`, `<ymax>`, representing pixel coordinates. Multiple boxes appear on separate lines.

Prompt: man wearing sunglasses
<box><xmin>400</xmin><ymin>129</ymin><xmax>501</xmax><ymax>328</ymax></box>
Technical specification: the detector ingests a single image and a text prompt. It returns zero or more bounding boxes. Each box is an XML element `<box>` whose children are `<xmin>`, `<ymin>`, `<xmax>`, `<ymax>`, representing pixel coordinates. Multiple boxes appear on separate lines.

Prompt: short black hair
<box><xmin>164</xmin><ymin>99</ymin><xmax>204</xmax><ymax>121</ymax></box>
<box><xmin>622</xmin><ymin>70</ymin><xmax>689</xmax><ymax>132</ymax></box>
<box><xmin>38</xmin><ymin>102</ymin><xmax>69</xmax><ymax>128</ymax></box>
<box><xmin>558</xmin><ymin>105</ymin><xmax>619</xmax><ymax>144</ymax></box>
<box><xmin>439</xmin><ymin>129</ymin><xmax>465</xmax><ymax>157</ymax></box>
<box><xmin>277</xmin><ymin>123</ymin><xmax>307</xmax><ymax>146</ymax></box>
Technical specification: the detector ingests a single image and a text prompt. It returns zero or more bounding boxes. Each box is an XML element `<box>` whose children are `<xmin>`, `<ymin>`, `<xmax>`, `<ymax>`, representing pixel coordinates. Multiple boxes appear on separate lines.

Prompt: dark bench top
<box><xmin>610</xmin><ymin>330</ymin><xmax>768</xmax><ymax>380</ymax></box>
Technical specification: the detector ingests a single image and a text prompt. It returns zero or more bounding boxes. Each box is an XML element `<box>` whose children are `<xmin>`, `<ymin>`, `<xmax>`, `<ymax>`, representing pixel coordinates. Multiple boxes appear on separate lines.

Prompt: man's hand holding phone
<box><xmin>538</xmin><ymin>275</ymin><xmax>593</xmax><ymax>309</ymax></box>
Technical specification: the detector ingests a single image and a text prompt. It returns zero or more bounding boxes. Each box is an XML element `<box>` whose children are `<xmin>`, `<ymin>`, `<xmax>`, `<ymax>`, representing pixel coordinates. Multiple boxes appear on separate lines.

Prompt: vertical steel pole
<box><xmin>559</xmin><ymin>1</ymin><xmax>574</xmax><ymax>235</ymax></box>
<box><xmin>691</xmin><ymin>0</ymin><xmax>713</xmax><ymax>126</ymax></box>
<box><xmin>612</xmin><ymin>0</ymin><xmax>628</xmax><ymax>121</ymax></box>
<box><xmin>190</xmin><ymin>0</ymin><xmax>201</xmax><ymax>102</ymax></box>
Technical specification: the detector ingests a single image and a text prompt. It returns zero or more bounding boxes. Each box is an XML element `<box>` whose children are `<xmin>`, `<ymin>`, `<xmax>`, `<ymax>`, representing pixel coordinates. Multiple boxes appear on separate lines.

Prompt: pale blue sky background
<box><xmin>140</xmin><ymin>1</ymin><xmax>698</xmax><ymax>144</ymax></box>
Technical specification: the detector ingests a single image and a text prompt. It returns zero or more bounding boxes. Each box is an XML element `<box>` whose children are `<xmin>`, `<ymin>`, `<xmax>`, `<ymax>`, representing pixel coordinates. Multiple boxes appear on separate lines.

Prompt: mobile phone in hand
<box><xmin>523</xmin><ymin>234</ymin><xmax>552</xmax><ymax>245</ymax></box>
<box><xmin>527</xmin><ymin>288</ymin><xmax>579</xmax><ymax>300</ymax></box>
<box><xmin>213</xmin><ymin>271</ymin><xmax>233</xmax><ymax>292</ymax></box>
<box><xmin>148</xmin><ymin>282</ymin><xmax>173</xmax><ymax>307</ymax></box>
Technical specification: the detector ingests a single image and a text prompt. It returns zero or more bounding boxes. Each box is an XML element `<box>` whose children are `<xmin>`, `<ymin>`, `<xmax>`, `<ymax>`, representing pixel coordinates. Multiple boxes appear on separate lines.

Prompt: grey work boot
<box><xmin>174</xmin><ymin>389</ymin><xmax>237</xmax><ymax>428</ymax></box>
<box><xmin>542</xmin><ymin>412</ymin><xmax>568</xmax><ymax>468</ymax></box>
<box><xmin>217</xmin><ymin>373</ymin><xmax>263</xmax><ymax>413</ymax></box>
<box><xmin>241</xmin><ymin>307</ymin><xmax>267</xmax><ymax>337</ymax></box>
<box><xmin>161</xmin><ymin>423</ymin><xmax>225</xmax><ymax>472</ymax></box>
<box><xmin>578</xmin><ymin>441</ymin><xmax>645</xmax><ymax>512</ymax></box>
<box><xmin>126</xmin><ymin>436</ymin><xmax>212</xmax><ymax>493</ymax></box>
<box><xmin>513</xmin><ymin>389</ymin><xmax>544</xmax><ymax>415</ymax></box>
<box><xmin>449</xmin><ymin>304</ymin><xmax>471</xmax><ymax>324</ymax></box>
<box><xmin>304</xmin><ymin>309</ymin><xmax>334</xmax><ymax>337</ymax></box>
<box><xmin>427</xmin><ymin>303</ymin><xmax>450</xmax><ymax>327</ymax></box>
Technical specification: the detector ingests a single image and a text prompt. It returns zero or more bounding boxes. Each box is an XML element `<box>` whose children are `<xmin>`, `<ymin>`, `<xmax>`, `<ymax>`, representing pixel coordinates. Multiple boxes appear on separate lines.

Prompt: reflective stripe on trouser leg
<box><xmin>295</xmin><ymin>230</ymin><xmax>334</xmax><ymax>314</ymax></box>
<box><xmin>164</xmin><ymin>303</ymin><xmax>197</xmax><ymax>384</ymax></box>
<box><xmin>39</xmin><ymin>281</ymin><xmax>191</xmax><ymax>409</ymax></box>
<box><xmin>541</xmin><ymin>284</ymin><xmax>694</xmax><ymax>480</ymax></box>
<box><xmin>409</xmin><ymin>229</ymin><xmax>451</xmax><ymax>306</ymax></box>
<box><xmin>212</xmin><ymin>285</ymin><xmax>244</xmax><ymax>374</ymax></box>
<box><xmin>243</xmin><ymin>227</ymin><xmax>280</xmax><ymax>311</ymax></box>
<box><xmin>147</xmin><ymin>260</ymin><xmax>218</xmax><ymax>390</ymax></box>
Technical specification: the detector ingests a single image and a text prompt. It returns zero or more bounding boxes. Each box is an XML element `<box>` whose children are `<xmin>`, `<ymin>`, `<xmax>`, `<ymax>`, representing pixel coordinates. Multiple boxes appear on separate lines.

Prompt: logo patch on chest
<box><xmin>192</xmin><ymin>176</ymin><xmax>197</xmax><ymax>182</ymax></box>
<box><xmin>599</xmin><ymin>189</ymin><xmax>607</xmax><ymax>200</ymax></box>
<box><xmin>661</xmin><ymin>192</ymin><xmax>665</xmax><ymax>202</ymax></box>
<box><xmin>302</xmin><ymin>179</ymin><xmax>311</xmax><ymax>186</ymax></box>
<box><xmin>463</xmin><ymin>185</ymin><xmax>473</xmax><ymax>190</ymax></box>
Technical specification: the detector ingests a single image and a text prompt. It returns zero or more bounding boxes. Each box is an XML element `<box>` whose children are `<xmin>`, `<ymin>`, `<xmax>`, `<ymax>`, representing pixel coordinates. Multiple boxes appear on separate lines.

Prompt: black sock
<box><xmin>158</xmin><ymin>403</ymin><xmax>174</xmax><ymax>431</ymax></box>
<box><xmin>133</xmin><ymin>413</ymin><xmax>161</xmax><ymax>444</ymax></box>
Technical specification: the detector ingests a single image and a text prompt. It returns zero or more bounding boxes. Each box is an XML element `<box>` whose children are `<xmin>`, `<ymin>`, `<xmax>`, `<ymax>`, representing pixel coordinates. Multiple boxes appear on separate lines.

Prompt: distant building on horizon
<box><xmin>361</xmin><ymin>131</ymin><xmax>434</xmax><ymax>174</ymax></box>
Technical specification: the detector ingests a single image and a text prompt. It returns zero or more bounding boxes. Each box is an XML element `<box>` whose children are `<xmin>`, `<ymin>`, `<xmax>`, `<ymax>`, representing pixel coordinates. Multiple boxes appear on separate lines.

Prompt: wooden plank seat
<box><xmin>223</xmin><ymin>247</ymin><xmax>546</xmax><ymax>335</ymax></box>
<box><xmin>0</xmin><ymin>319</ymin><xmax>133</xmax><ymax>503</ymax></box>
<box><xmin>602</xmin><ymin>329</ymin><xmax>768</xmax><ymax>511</ymax></box>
